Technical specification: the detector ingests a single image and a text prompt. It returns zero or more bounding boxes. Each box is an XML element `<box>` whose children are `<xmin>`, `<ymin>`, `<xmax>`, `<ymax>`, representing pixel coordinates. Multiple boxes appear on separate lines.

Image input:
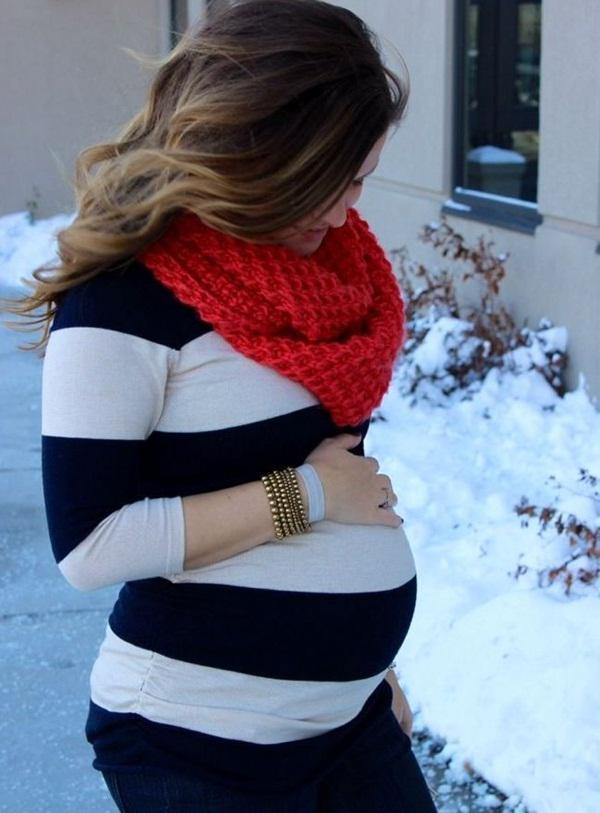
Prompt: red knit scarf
<box><xmin>137</xmin><ymin>208</ymin><xmax>406</xmax><ymax>428</ymax></box>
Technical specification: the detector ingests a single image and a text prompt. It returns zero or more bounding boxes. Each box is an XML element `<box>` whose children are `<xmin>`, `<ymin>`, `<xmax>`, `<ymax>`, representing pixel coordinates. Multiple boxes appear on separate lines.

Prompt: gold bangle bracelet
<box><xmin>262</xmin><ymin>472</ymin><xmax>287</xmax><ymax>539</ymax></box>
<box><xmin>277</xmin><ymin>471</ymin><xmax>303</xmax><ymax>535</ymax></box>
<box><xmin>281</xmin><ymin>467</ymin><xmax>310</xmax><ymax>532</ymax></box>
<box><xmin>261</xmin><ymin>474</ymin><xmax>286</xmax><ymax>539</ymax></box>
<box><xmin>271</xmin><ymin>470</ymin><xmax>296</xmax><ymax>536</ymax></box>
<box><xmin>261</xmin><ymin>467</ymin><xmax>311</xmax><ymax>540</ymax></box>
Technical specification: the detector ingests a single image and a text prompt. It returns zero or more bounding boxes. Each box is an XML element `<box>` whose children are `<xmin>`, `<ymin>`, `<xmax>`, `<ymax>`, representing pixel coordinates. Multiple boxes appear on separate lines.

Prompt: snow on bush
<box><xmin>514</xmin><ymin>468</ymin><xmax>600</xmax><ymax>596</ymax></box>
<box><xmin>390</xmin><ymin>218</ymin><xmax>568</xmax><ymax>408</ymax></box>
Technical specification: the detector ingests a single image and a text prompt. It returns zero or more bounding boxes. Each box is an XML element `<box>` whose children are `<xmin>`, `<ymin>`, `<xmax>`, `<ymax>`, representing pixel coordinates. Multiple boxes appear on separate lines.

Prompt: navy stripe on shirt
<box><xmin>51</xmin><ymin>260</ymin><xmax>211</xmax><ymax>349</ymax></box>
<box><xmin>108</xmin><ymin>575</ymin><xmax>417</xmax><ymax>682</ymax></box>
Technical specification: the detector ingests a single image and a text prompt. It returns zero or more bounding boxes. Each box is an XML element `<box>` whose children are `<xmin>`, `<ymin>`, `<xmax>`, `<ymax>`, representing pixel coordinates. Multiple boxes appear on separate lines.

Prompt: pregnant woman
<box><xmin>5</xmin><ymin>1</ymin><xmax>438</xmax><ymax>810</ymax></box>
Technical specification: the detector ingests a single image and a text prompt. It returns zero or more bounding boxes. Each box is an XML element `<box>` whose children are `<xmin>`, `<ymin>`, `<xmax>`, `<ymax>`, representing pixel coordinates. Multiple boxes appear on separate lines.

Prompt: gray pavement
<box><xmin>0</xmin><ymin>290</ymin><xmax>118</xmax><ymax>811</ymax></box>
<box><xmin>0</xmin><ymin>286</ymin><xmax>527</xmax><ymax>813</ymax></box>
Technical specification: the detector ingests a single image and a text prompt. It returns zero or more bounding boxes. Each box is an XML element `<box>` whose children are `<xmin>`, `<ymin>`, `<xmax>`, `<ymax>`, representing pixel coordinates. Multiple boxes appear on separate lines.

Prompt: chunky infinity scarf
<box><xmin>137</xmin><ymin>208</ymin><xmax>406</xmax><ymax>428</ymax></box>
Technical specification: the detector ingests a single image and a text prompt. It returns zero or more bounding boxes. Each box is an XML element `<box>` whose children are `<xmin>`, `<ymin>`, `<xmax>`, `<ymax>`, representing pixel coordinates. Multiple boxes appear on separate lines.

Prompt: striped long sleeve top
<box><xmin>41</xmin><ymin>260</ymin><xmax>418</xmax><ymax>793</ymax></box>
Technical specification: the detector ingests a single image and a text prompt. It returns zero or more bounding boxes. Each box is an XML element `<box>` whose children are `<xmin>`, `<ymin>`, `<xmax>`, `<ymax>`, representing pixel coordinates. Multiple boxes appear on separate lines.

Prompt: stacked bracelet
<box><xmin>261</xmin><ymin>467</ymin><xmax>311</xmax><ymax>540</ymax></box>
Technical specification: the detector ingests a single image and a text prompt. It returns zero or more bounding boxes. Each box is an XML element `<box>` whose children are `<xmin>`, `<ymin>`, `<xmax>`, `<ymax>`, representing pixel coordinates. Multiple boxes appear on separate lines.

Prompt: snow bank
<box><xmin>368</xmin><ymin>373</ymin><xmax>600</xmax><ymax>813</ymax></box>
<box><xmin>0</xmin><ymin>210</ymin><xmax>74</xmax><ymax>291</ymax></box>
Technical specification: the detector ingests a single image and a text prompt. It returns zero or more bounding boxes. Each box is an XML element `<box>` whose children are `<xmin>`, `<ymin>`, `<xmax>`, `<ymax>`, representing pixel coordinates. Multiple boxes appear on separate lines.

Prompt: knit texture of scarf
<box><xmin>137</xmin><ymin>208</ymin><xmax>406</xmax><ymax>429</ymax></box>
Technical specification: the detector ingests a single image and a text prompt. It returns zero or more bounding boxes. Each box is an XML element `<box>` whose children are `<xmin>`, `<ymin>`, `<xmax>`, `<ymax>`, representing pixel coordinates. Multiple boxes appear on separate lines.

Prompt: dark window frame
<box><xmin>170</xmin><ymin>0</ymin><xmax>189</xmax><ymax>48</ymax></box>
<box><xmin>442</xmin><ymin>0</ymin><xmax>543</xmax><ymax>235</ymax></box>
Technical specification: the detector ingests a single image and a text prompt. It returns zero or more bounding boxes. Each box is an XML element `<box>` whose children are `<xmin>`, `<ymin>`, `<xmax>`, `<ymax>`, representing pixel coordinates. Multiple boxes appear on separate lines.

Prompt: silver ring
<box><xmin>379</xmin><ymin>487</ymin><xmax>391</xmax><ymax>509</ymax></box>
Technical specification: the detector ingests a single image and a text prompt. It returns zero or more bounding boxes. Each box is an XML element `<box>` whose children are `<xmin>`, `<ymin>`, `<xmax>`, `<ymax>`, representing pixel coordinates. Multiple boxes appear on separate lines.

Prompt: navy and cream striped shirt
<box><xmin>41</xmin><ymin>260</ymin><xmax>418</xmax><ymax>792</ymax></box>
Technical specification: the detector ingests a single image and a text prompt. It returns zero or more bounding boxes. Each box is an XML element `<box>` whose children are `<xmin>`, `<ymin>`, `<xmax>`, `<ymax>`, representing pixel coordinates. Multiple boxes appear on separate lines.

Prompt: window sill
<box><xmin>441</xmin><ymin>188</ymin><xmax>543</xmax><ymax>236</ymax></box>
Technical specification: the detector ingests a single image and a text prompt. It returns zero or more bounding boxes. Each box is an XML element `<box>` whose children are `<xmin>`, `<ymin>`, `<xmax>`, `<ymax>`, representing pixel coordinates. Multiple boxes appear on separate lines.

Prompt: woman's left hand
<box><xmin>385</xmin><ymin>668</ymin><xmax>413</xmax><ymax>739</ymax></box>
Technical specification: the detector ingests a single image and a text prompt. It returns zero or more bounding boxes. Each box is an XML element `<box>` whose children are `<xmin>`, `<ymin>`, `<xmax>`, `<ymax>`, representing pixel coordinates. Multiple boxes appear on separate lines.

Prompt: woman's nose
<box><xmin>321</xmin><ymin>195</ymin><xmax>350</xmax><ymax>229</ymax></box>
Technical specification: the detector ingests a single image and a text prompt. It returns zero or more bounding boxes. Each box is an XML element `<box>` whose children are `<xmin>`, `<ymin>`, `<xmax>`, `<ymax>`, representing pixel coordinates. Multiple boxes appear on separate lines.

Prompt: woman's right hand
<box><xmin>304</xmin><ymin>433</ymin><xmax>403</xmax><ymax>528</ymax></box>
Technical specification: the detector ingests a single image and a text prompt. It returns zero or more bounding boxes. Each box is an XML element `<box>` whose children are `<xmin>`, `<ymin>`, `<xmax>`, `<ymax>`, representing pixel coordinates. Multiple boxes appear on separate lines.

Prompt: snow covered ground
<box><xmin>369</xmin><ymin>365</ymin><xmax>600</xmax><ymax>813</ymax></box>
<box><xmin>1</xmin><ymin>211</ymin><xmax>599</xmax><ymax>812</ymax></box>
<box><xmin>0</xmin><ymin>210</ymin><xmax>75</xmax><ymax>293</ymax></box>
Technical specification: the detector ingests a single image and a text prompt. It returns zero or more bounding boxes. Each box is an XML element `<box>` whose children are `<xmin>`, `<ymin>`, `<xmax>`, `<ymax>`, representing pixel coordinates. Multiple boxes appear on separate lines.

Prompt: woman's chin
<box><xmin>280</xmin><ymin>228</ymin><xmax>329</xmax><ymax>256</ymax></box>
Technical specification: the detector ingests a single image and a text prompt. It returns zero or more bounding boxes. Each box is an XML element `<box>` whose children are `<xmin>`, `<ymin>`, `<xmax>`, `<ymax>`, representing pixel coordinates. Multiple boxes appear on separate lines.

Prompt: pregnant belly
<box><xmin>109</xmin><ymin>521</ymin><xmax>417</xmax><ymax>684</ymax></box>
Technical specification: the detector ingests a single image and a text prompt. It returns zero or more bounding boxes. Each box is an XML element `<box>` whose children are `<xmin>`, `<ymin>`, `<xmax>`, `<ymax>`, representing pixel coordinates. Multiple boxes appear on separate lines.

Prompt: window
<box><xmin>444</xmin><ymin>0</ymin><xmax>543</xmax><ymax>234</ymax></box>
<box><xmin>169</xmin><ymin>0</ymin><xmax>230</xmax><ymax>47</ymax></box>
<box><xmin>170</xmin><ymin>0</ymin><xmax>189</xmax><ymax>48</ymax></box>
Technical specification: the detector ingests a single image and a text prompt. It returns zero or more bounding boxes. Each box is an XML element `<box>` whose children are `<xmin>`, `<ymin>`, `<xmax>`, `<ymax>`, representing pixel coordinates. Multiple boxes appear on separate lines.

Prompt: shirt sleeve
<box><xmin>41</xmin><ymin>316</ymin><xmax>186</xmax><ymax>592</ymax></box>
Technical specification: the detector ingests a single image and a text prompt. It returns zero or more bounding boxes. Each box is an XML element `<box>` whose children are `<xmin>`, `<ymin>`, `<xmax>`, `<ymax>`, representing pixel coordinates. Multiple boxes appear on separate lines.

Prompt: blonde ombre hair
<box><xmin>1</xmin><ymin>0</ymin><xmax>409</xmax><ymax>354</ymax></box>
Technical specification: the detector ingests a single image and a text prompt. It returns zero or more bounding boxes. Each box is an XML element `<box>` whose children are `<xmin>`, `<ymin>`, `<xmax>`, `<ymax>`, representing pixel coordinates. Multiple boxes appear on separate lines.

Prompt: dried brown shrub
<box><xmin>391</xmin><ymin>217</ymin><xmax>568</xmax><ymax>403</ymax></box>
<box><xmin>513</xmin><ymin>469</ymin><xmax>599</xmax><ymax>595</ymax></box>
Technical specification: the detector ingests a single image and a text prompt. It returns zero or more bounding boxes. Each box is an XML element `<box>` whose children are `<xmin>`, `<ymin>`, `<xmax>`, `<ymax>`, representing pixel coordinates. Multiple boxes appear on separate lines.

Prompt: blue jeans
<box><xmin>102</xmin><ymin>709</ymin><xmax>438</xmax><ymax>812</ymax></box>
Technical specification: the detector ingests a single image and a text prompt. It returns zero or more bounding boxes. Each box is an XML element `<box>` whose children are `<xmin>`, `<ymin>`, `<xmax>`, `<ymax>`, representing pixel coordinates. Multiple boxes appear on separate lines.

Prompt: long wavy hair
<box><xmin>1</xmin><ymin>0</ymin><xmax>409</xmax><ymax>355</ymax></box>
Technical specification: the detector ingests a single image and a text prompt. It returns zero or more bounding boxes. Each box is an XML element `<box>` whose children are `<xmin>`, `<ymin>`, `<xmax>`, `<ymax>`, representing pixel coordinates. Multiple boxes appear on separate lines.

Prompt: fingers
<box><xmin>330</xmin><ymin>432</ymin><xmax>362</xmax><ymax>449</ymax></box>
<box><xmin>376</xmin><ymin>472</ymin><xmax>392</xmax><ymax>490</ymax></box>
<box><xmin>363</xmin><ymin>455</ymin><xmax>380</xmax><ymax>472</ymax></box>
<box><xmin>375</xmin><ymin>473</ymin><xmax>395</xmax><ymax>505</ymax></box>
<box><xmin>377</xmin><ymin>507</ymin><xmax>404</xmax><ymax>527</ymax></box>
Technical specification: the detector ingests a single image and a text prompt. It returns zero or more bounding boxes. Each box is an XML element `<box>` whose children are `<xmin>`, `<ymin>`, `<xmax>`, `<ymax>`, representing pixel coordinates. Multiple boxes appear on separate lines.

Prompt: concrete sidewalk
<box><xmin>0</xmin><ymin>292</ymin><xmax>118</xmax><ymax>811</ymax></box>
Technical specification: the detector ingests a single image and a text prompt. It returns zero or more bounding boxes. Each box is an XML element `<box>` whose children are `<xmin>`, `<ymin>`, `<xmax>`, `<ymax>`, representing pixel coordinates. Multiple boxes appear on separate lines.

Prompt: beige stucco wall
<box><xmin>347</xmin><ymin>0</ymin><xmax>455</xmax><ymax>195</ymax></box>
<box><xmin>537</xmin><ymin>0</ymin><xmax>600</xmax><ymax>227</ymax></box>
<box><xmin>530</xmin><ymin>0</ymin><xmax>600</xmax><ymax>400</ymax></box>
<box><xmin>338</xmin><ymin>0</ymin><xmax>600</xmax><ymax>407</ymax></box>
<box><xmin>0</xmin><ymin>1</ymin><xmax>171</xmax><ymax>219</ymax></box>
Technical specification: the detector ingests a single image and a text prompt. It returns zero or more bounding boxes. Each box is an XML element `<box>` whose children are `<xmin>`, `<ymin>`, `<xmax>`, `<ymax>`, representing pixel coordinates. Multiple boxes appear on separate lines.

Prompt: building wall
<box><xmin>0</xmin><ymin>1</ymin><xmax>171</xmax><ymax>219</ymax></box>
<box><xmin>336</xmin><ymin>0</ymin><xmax>600</xmax><ymax>406</ymax></box>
